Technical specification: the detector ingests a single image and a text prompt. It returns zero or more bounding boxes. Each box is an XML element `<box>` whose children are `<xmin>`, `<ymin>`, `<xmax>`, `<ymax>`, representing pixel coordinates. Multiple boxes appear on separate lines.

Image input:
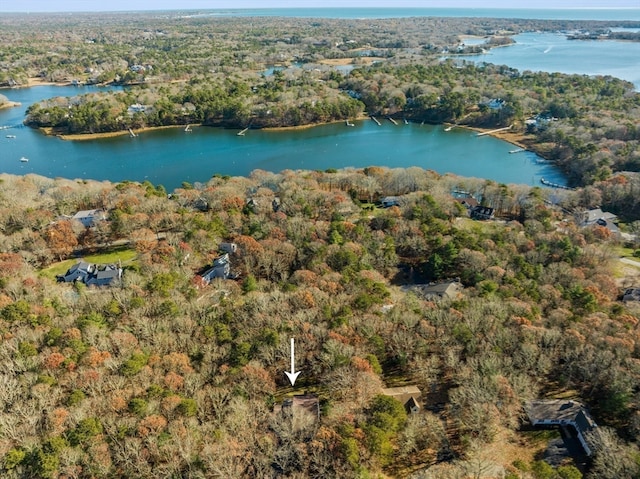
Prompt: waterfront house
<box><xmin>487</xmin><ymin>98</ymin><xmax>506</xmax><ymax>110</ymax></box>
<box><xmin>72</xmin><ymin>209</ymin><xmax>107</xmax><ymax>228</ymax></box>
<box><xmin>127</xmin><ymin>103</ymin><xmax>148</xmax><ymax>115</ymax></box>
<box><xmin>525</xmin><ymin>399</ymin><xmax>598</xmax><ymax>456</ymax></box>
<box><xmin>382</xmin><ymin>386</ymin><xmax>421</xmax><ymax>414</ymax></box>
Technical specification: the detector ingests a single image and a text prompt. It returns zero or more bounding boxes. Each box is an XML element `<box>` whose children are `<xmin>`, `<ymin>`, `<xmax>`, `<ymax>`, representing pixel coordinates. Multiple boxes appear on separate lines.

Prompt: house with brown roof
<box><xmin>275</xmin><ymin>393</ymin><xmax>320</xmax><ymax>421</ymax></box>
<box><xmin>382</xmin><ymin>386</ymin><xmax>421</xmax><ymax>414</ymax></box>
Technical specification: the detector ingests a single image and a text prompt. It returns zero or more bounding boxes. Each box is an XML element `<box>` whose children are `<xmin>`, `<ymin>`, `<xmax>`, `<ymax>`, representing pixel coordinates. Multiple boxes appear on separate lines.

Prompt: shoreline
<box><xmin>52</xmin><ymin>124</ymin><xmax>202</xmax><ymax>141</ymax></box>
<box><xmin>39</xmin><ymin>116</ymin><xmax>555</xmax><ymax>168</ymax></box>
<box><xmin>0</xmin><ymin>101</ymin><xmax>21</xmax><ymax>111</ymax></box>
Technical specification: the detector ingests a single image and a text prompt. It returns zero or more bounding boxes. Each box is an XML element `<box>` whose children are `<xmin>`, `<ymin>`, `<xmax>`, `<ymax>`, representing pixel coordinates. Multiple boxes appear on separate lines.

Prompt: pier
<box><xmin>388</xmin><ymin>117</ymin><xmax>398</xmax><ymax>125</ymax></box>
<box><xmin>128</xmin><ymin>128</ymin><xmax>138</xmax><ymax>138</ymax></box>
<box><xmin>370</xmin><ymin>116</ymin><xmax>381</xmax><ymax>126</ymax></box>
<box><xmin>509</xmin><ymin>148</ymin><xmax>526</xmax><ymax>154</ymax></box>
<box><xmin>476</xmin><ymin>125</ymin><xmax>512</xmax><ymax>136</ymax></box>
<box><xmin>237</xmin><ymin>127</ymin><xmax>249</xmax><ymax>136</ymax></box>
<box><xmin>540</xmin><ymin>178</ymin><xmax>573</xmax><ymax>190</ymax></box>
<box><xmin>184</xmin><ymin>124</ymin><xmax>192</xmax><ymax>132</ymax></box>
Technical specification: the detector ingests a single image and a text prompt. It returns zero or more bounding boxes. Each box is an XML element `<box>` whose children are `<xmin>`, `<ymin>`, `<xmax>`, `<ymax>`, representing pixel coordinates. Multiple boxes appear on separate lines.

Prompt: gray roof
<box><xmin>526</xmin><ymin>399</ymin><xmax>586</xmax><ymax>424</ymax></box>
<box><xmin>406</xmin><ymin>280</ymin><xmax>462</xmax><ymax>300</ymax></box>
<box><xmin>581</xmin><ymin>208</ymin><xmax>617</xmax><ymax>225</ymax></box>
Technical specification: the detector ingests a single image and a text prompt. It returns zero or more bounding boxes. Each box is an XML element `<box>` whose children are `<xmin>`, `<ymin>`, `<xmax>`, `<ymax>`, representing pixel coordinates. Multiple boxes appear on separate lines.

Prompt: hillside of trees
<box><xmin>0</xmin><ymin>168</ymin><xmax>638</xmax><ymax>478</ymax></box>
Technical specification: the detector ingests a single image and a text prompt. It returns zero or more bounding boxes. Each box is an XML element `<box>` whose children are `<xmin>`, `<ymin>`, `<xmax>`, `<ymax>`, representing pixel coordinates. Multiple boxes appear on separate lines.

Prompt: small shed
<box><xmin>219</xmin><ymin>242</ymin><xmax>237</xmax><ymax>254</ymax></box>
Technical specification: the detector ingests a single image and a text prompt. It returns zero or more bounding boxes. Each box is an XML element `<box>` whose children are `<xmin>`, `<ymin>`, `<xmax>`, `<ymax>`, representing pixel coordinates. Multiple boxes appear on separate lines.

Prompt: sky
<box><xmin>1</xmin><ymin>0</ymin><xmax>639</xmax><ymax>12</ymax></box>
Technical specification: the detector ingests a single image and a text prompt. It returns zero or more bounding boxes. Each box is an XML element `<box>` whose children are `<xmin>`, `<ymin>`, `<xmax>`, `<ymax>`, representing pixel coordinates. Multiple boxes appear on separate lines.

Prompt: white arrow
<box><xmin>284</xmin><ymin>337</ymin><xmax>301</xmax><ymax>386</ymax></box>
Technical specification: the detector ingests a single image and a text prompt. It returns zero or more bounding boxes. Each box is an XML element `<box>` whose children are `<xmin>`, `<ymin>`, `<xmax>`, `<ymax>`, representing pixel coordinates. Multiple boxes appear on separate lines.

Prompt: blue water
<box><xmin>456</xmin><ymin>31</ymin><xmax>640</xmax><ymax>90</ymax></box>
<box><xmin>0</xmin><ymin>85</ymin><xmax>563</xmax><ymax>191</ymax></box>
<box><xmin>185</xmin><ymin>8</ymin><xmax>640</xmax><ymax>21</ymax></box>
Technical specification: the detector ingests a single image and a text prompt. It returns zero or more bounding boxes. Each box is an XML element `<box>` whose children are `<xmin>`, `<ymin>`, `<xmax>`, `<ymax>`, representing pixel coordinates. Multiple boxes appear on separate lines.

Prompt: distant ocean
<box><xmin>187</xmin><ymin>8</ymin><xmax>640</xmax><ymax>22</ymax></box>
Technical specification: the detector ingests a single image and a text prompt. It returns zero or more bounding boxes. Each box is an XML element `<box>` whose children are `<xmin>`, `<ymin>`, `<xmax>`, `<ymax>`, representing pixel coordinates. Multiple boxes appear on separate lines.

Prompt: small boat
<box><xmin>509</xmin><ymin>148</ymin><xmax>525</xmax><ymax>154</ymax></box>
<box><xmin>19</xmin><ymin>157</ymin><xmax>29</xmax><ymax>162</ymax></box>
<box><xmin>6</xmin><ymin>135</ymin><xmax>16</xmax><ymax>139</ymax></box>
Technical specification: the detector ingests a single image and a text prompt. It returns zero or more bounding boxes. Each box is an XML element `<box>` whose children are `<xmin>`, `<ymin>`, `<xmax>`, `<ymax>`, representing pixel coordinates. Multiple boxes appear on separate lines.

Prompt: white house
<box><xmin>72</xmin><ymin>209</ymin><xmax>106</xmax><ymax>228</ymax></box>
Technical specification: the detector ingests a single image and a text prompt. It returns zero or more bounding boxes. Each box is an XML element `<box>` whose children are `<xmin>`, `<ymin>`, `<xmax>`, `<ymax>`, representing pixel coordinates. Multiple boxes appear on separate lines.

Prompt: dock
<box><xmin>184</xmin><ymin>124</ymin><xmax>192</xmax><ymax>132</ymax></box>
<box><xmin>346</xmin><ymin>120</ymin><xmax>355</xmax><ymax>127</ymax></box>
<box><xmin>237</xmin><ymin>127</ymin><xmax>249</xmax><ymax>136</ymax></box>
<box><xmin>370</xmin><ymin>116</ymin><xmax>381</xmax><ymax>126</ymax></box>
<box><xmin>476</xmin><ymin>125</ymin><xmax>512</xmax><ymax>136</ymax></box>
<box><xmin>509</xmin><ymin>148</ymin><xmax>526</xmax><ymax>154</ymax></box>
<box><xmin>540</xmin><ymin>178</ymin><xmax>573</xmax><ymax>190</ymax></box>
<box><xmin>388</xmin><ymin>117</ymin><xmax>398</xmax><ymax>125</ymax></box>
<box><xmin>128</xmin><ymin>128</ymin><xmax>138</xmax><ymax>138</ymax></box>
<box><xmin>404</xmin><ymin>118</ymin><xmax>409</xmax><ymax>125</ymax></box>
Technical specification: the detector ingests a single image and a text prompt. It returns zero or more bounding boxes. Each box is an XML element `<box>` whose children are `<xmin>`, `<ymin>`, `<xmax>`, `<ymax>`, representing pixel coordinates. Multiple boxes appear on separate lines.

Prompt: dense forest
<box><xmin>2</xmin><ymin>10</ymin><xmax>640</xmax><ymax>478</ymax></box>
<box><xmin>0</xmin><ymin>168</ymin><xmax>638</xmax><ymax>478</ymax></box>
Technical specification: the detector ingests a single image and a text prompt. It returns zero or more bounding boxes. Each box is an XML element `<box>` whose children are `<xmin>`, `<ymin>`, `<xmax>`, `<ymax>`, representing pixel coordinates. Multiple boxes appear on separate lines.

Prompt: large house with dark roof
<box><xmin>57</xmin><ymin>261</ymin><xmax>122</xmax><ymax>286</ymax></box>
<box><xmin>525</xmin><ymin>399</ymin><xmax>598</xmax><ymax>456</ymax></box>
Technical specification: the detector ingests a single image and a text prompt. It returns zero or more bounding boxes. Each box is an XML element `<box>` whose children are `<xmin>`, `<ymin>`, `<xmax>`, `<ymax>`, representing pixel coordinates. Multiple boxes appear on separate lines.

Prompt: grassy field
<box><xmin>40</xmin><ymin>247</ymin><xmax>138</xmax><ymax>280</ymax></box>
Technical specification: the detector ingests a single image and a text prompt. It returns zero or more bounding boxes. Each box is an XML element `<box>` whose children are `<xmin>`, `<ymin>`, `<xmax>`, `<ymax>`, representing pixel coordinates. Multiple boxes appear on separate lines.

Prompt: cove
<box><xmin>1</xmin><ymin>85</ymin><xmax>565</xmax><ymax>192</ymax></box>
<box><xmin>456</xmin><ymin>31</ymin><xmax>640</xmax><ymax>90</ymax></box>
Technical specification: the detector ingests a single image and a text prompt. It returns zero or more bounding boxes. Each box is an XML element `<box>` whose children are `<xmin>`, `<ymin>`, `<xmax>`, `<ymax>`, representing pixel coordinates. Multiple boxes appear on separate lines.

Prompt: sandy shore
<box><xmin>54</xmin><ymin>124</ymin><xmax>199</xmax><ymax>141</ymax></box>
<box><xmin>0</xmin><ymin>101</ymin><xmax>21</xmax><ymax>111</ymax></box>
<box><xmin>318</xmin><ymin>57</ymin><xmax>384</xmax><ymax>66</ymax></box>
<box><xmin>262</xmin><ymin>114</ymin><xmax>369</xmax><ymax>132</ymax></box>
<box><xmin>27</xmin><ymin>78</ymin><xmax>67</xmax><ymax>87</ymax></box>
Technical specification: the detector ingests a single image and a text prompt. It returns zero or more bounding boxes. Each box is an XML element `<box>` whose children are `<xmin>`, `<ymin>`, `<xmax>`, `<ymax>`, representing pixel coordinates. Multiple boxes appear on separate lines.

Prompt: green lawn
<box><xmin>40</xmin><ymin>247</ymin><xmax>138</xmax><ymax>280</ymax></box>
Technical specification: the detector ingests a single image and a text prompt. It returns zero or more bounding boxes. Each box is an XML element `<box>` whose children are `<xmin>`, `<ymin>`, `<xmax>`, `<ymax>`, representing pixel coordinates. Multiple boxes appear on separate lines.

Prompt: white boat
<box><xmin>19</xmin><ymin>157</ymin><xmax>29</xmax><ymax>162</ymax></box>
<box><xmin>6</xmin><ymin>135</ymin><xmax>16</xmax><ymax>139</ymax></box>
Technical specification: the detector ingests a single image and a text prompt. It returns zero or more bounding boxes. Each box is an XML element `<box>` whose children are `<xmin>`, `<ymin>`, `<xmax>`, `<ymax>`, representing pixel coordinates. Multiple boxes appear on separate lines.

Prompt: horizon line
<box><xmin>2</xmin><ymin>6</ymin><xmax>640</xmax><ymax>13</ymax></box>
